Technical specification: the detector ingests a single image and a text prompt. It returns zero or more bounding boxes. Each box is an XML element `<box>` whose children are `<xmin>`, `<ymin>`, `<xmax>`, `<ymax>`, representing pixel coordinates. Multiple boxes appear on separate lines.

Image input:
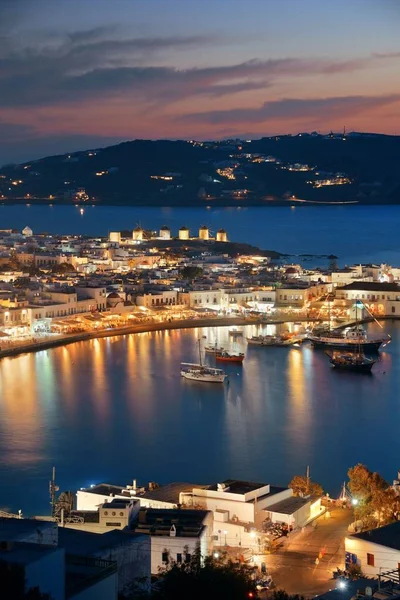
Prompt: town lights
<box><xmin>213</xmin><ymin>552</ymin><xmax>219</xmax><ymax>559</ymax></box>
<box><xmin>352</xmin><ymin>498</ymin><xmax>358</xmax><ymax>506</ymax></box>
<box><xmin>338</xmin><ymin>580</ymin><xmax>347</xmax><ymax>590</ymax></box>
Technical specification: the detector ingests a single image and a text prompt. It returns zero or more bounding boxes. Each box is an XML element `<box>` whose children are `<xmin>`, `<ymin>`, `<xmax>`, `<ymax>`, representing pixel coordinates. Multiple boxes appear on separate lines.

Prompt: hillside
<box><xmin>1</xmin><ymin>132</ymin><xmax>400</xmax><ymax>206</ymax></box>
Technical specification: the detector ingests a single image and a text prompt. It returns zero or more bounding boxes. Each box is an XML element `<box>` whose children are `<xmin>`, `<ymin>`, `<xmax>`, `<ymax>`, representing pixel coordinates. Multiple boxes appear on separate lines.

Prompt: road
<box><xmin>266</xmin><ymin>508</ymin><xmax>353</xmax><ymax>597</ymax></box>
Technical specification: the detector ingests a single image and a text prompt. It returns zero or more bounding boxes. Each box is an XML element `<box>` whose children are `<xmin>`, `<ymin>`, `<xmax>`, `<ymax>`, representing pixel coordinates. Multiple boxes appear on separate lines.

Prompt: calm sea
<box><xmin>0</xmin><ymin>321</ymin><xmax>399</xmax><ymax>516</ymax></box>
<box><xmin>2</xmin><ymin>203</ymin><xmax>400</xmax><ymax>266</ymax></box>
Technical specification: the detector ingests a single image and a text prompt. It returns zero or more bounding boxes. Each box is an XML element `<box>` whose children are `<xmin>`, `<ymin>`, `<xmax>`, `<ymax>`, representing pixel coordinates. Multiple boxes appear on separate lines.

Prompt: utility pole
<box><xmin>306</xmin><ymin>465</ymin><xmax>310</xmax><ymax>495</ymax></box>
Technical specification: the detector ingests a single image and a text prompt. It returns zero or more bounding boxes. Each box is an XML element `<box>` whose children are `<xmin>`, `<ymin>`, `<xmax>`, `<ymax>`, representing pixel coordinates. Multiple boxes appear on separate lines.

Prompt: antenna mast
<box><xmin>49</xmin><ymin>467</ymin><xmax>59</xmax><ymax>519</ymax></box>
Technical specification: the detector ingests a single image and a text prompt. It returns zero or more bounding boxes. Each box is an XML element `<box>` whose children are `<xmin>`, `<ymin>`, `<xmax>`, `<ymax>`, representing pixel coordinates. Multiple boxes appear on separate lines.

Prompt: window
<box><xmin>106</xmin><ymin>522</ymin><xmax>121</xmax><ymax>527</ymax></box>
<box><xmin>392</xmin><ymin>306</ymin><xmax>396</xmax><ymax>314</ymax></box>
<box><xmin>176</xmin><ymin>553</ymin><xmax>182</xmax><ymax>563</ymax></box>
<box><xmin>185</xmin><ymin>553</ymin><xmax>191</xmax><ymax>563</ymax></box>
<box><xmin>162</xmin><ymin>552</ymin><xmax>169</xmax><ymax>563</ymax></box>
<box><xmin>367</xmin><ymin>553</ymin><xmax>375</xmax><ymax>567</ymax></box>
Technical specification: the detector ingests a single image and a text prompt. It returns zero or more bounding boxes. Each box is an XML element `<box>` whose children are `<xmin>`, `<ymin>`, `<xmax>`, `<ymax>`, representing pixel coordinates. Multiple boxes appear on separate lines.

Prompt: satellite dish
<box><xmin>365</xmin><ymin>587</ymin><xmax>373</xmax><ymax>597</ymax></box>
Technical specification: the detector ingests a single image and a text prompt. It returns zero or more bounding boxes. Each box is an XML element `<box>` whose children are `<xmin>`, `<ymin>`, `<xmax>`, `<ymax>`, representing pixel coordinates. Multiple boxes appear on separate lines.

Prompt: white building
<box><xmin>178</xmin><ymin>226</ymin><xmax>190</xmax><ymax>240</ymax></box>
<box><xmin>0</xmin><ymin>518</ymin><xmax>118</xmax><ymax>600</ymax></box>
<box><xmin>216</xmin><ymin>229</ymin><xmax>228</xmax><ymax>242</ymax></box>
<box><xmin>22</xmin><ymin>226</ymin><xmax>33</xmax><ymax>237</ymax></box>
<box><xmin>109</xmin><ymin>231</ymin><xmax>121</xmax><ymax>244</ymax></box>
<box><xmin>199</xmin><ymin>226</ymin><xmax>209</xmax><ymax>240</ymax></box>
<box><xmin>159</xmin><ymin>226</ymin><xmax>171</xmax><ymax>240</ymax></box>
<box><xmin>132</xmin><ymin>227</ymin><xmax>144</xmax><ymax>241</ymax></box>
<box><xmin>136</xmin><ymin>290</ymin><xmax>178</xmax><ymax>308</ymax></box>
<box><xmin>133</xmin><ymin>508</ymin><xmax>213</xmax><ymax>574</ymax></box>
<box><xmin>345</xmin><ymin>521</ymin><xmax>400</xmax><ymax>576</ymax></box>
<box><xmin>180</xmin><ymin>480</ymin><xmax>322</xmax><ymax>548</ymax></box>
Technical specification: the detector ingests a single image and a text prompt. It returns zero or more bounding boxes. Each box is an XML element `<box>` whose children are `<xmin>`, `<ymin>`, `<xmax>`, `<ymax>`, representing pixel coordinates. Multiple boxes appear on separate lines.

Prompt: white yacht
<box><xmin>180</xmin><ymin>363</ymin><xmax>227</xmax><ymax>383</ymax></box>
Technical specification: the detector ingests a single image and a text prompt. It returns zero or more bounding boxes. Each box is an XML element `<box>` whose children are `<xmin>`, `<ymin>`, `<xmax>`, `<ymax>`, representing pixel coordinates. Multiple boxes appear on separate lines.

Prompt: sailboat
<box><xmin>326</xmin><ymin>348</ymin><xmax>376</xmax><ymax>372</ymax></box>
<box><xmin>308</xmin><ymin>298</ymin><xmax>390</xmax><ymax>352</ymax></box>
<box><xmin>181</xmin><ymin>338</ymin><xmax>227</xmax><ymax>383</ymax></box>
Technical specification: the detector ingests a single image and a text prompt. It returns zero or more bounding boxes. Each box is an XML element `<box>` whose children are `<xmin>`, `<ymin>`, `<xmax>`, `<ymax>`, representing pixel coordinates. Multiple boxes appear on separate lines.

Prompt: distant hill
<box><xmin>1</xmin><ymin>132</ymin><xmax>400</xmax><ymax>206</ymax></box>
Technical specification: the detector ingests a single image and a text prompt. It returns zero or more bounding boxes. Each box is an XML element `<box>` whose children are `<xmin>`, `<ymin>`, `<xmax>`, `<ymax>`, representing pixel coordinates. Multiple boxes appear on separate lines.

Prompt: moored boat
<box><xmin>246</xmin><ymin>335</ymin><xmax>275</xmax><ymax>345</ymax></box>
<box><xmin>180</xmin><ymin>362</ymin><xmax>227</xmax><ymax>382</ymax></box>
<box><xmin>215</xmin><ymin>351</ymin><xmax>245</xmax><ymax>363</ymax></box>
<box><xmin>309</xmin><ymin>326</ymin><xmax>389</xmax><ymax>352</ymax></box>
<box><xmin>326</xmin><ymin>350</ymin><xmax>376</xmax><ymax>373</ymax></box>
<box><xmin>204</xmin><ymin>344</ymin><xmax>225</xmax><ymax>354</ymax></box>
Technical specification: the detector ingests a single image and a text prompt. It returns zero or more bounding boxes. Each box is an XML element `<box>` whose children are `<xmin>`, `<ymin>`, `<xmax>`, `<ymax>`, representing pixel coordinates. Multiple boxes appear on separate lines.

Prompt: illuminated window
<box><xmin>367</xmin><ymin>553</ymin><xmax>374</xmax><ymax>566</ymax></box>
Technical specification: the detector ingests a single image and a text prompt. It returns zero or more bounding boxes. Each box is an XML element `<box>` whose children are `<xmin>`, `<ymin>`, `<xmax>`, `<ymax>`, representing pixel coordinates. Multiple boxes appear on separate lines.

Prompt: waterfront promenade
<box><xmin>0</xmin><ymin>312</ymin><xmax>324</xmax><ymax>360</ymax></box>
<box><xmin>0</xmin><ymin>309</ymin><xmax>385</xmax><ymax>361</ymax></box>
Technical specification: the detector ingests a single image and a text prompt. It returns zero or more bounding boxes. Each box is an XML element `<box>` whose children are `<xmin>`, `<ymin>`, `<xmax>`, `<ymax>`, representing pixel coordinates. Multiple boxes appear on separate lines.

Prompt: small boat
<box><xmin>247</xmin><ymin>335</ymin><xmax>269</xmax><ymax>345</ymax></box>
<box><xmin>215</xmin><ymin>351</ymin><xmax>245</xmax><ymax>363</ymax></box>
<box><xmin>204</xmin><ymin>344</ymin><xmax>225</xmax><ymax>354</ymax></box>
<box><xmin>181</xmin><ymin>362</ymin><xmax>227</xmax><ymax>382</ymax></box>
<box><xmin>326</xmin><ymin>350</ymin><xmax>376</xmax><ymax>373</ymax></box>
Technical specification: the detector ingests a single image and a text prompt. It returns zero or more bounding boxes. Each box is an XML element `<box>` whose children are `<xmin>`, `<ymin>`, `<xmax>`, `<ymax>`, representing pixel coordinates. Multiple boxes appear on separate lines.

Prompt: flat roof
<box><xmin>0</xmin><ymin>542</ymin><xmax>60</xmax><ymax>566</ymax></box>
<box><xmin>206</xmin><ymin>480</ymin><xmax>269</xmax><ymax>495</ymax></box>
<box><xmin>350</xmin><ymin>521</ymin><xmax>400</xmax><ymax>551</ymax></box>
<box><xmin>81</xmin><ymin>483</ymin><xmax>125</xmax><ymax>496</ymax></box>
<box><xmin>0</xmin><ymin>518</ymin><xmax>55</xmax><ymax>541</ymax></box>
<box><xmin>141</xmin><ymin>482</ymin><xmax>208</xmax><ymax>504</ymax></box>
<box><xmin>134</xmin><ymin>508</ymin><xmax>209</xmax><ymax>538</ymax></box>
<box><xmin>58</xmin><ymin>527</ymin><xmax>146</xmax><ymax>556</ymax></box>
<box><xmin>265</xmin><ymin>496</ymin><xmax>311</xmax><ymax>515</ymax></box>
<box><xmin>339</xmin><ymin>282</ymin><xmax>399</xmax><ymax>292</ymax></box>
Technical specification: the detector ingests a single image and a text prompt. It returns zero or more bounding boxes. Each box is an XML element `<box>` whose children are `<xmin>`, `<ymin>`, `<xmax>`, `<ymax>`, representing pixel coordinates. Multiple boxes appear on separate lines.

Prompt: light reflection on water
<box><xmin>0</xmin><ymin>322</ymin><xmax>400</xmax><ymax>514</ymax></box>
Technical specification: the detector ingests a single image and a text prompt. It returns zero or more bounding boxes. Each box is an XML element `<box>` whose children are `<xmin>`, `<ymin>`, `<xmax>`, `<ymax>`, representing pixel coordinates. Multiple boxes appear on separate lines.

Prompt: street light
<box><xmin>213</xmin><ymin>552</ymin><xmax>219</xmax><ymax>559</ymax></box>
<box><xmin>352</xmin><ymin>498</ymin><xmax>358</xmax><ymax>506</ymax></box>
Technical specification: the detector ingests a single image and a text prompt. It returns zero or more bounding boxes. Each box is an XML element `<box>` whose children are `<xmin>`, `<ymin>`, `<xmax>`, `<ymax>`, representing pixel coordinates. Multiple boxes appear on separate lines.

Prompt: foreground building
<box><xmin>345</xmin><ymin>521</ymin><xmax>400</xmax><ymax>576</ymax></box>
<box><xmin>0</xmin><ymin>517</ymin><xmax>119</xmax><ymax>600</ymax></box>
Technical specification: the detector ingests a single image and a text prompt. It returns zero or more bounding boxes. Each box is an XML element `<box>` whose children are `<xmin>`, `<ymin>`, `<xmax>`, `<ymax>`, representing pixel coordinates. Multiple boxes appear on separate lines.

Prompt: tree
<box><xmin>148</xmin><ymin>547</ymin><xmax>257</xmax><ymax>600</ymax></box>
<box><xmin>348</xmin><ymin>464</ymin><xmax>399</xmax><ymax>529</ymax></box>
<box><xmin>180</xmin><ymin>266</ymin><xmax>203</xmax><ymax>281</ymax></box>
<box><xmin>289</xmin><ymin>474</ymin><xmax>323</xmax><ymax>498</ymax></box>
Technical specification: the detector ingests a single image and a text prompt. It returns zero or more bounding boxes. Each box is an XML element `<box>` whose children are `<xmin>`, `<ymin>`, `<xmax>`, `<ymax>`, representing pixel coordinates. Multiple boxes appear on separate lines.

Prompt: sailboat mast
<box><xmin>328</xmin><ymin>295</ymin><xmax>331</xmax><ymax>331</ymax></box>
<box><xmin>198</xmin><ymin>338</ymin><xmax>203</xmax><ymax>367</ymax></box>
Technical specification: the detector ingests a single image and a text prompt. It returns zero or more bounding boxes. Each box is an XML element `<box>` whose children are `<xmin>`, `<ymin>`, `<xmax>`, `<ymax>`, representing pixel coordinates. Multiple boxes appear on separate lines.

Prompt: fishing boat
<box><xmin>181</xmin><ymin>338</ymin><xmax>227</xmax><ymax>383</ymax></box>
<box><xmin>215</xmin><ymin>350</ymin><xmax>245</xmax><ymax>363</ymax></box>
<box><xmin>326</xmin><ymin>350</ymin><xmax>376</xmax><ymax>373</ymax></box>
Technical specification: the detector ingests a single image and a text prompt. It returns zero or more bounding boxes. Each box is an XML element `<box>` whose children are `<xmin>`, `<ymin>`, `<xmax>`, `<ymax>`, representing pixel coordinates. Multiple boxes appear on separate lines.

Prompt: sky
<box><xmin>1</xmin><ymin>0</ymin><xmax>400</xmax><ymax>164</ymax></box>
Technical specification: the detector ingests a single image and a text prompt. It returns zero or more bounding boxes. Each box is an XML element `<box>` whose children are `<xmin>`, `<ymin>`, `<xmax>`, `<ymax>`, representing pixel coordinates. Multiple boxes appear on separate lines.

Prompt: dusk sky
<box><xmin>1</xmin><ymin>0</ymin><xmax>400</xmax><ymax>164</ymax></box>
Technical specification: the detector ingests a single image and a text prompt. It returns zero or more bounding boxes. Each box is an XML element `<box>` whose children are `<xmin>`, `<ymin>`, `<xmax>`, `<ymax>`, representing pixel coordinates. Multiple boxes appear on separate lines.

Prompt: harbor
<box><xmin>0</xmin><ymin>319</ymin><xmax>399</xmax><ymax>518</ymax></box>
